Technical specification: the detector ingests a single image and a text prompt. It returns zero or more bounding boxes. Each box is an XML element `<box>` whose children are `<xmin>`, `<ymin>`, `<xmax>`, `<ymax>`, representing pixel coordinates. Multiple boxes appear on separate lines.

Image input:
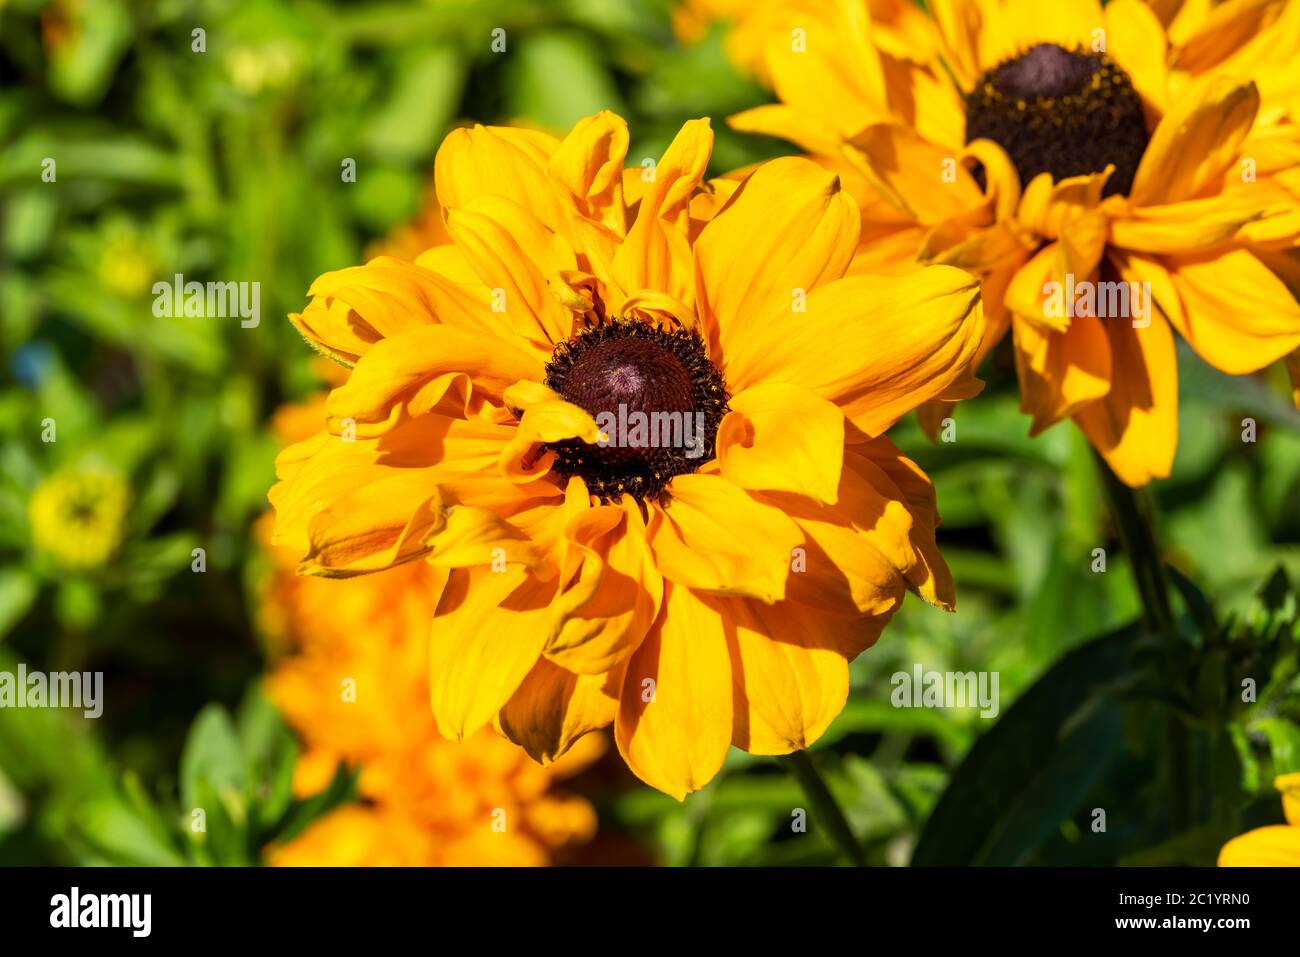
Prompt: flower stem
<box><xmin>1094</xmin><ymin>454</ymin><xmax>1191</xmax><ymax>834</ymax></box>
<box><xmin>784</xmin><ymin>749</ymin><xmax>868</xmax><ymax>866</ymax></box>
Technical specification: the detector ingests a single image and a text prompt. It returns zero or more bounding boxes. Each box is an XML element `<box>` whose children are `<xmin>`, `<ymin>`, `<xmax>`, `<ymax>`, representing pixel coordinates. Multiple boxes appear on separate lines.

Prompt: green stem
<box><xmin>783</xmin><ymin>749</ymin><xmax>867</xmax><ymax>866</ymax></box>
<box><xmin>1095</xmin><ymin>454</ymin><xmax>1191</xmax><ymax>834</ymax></box>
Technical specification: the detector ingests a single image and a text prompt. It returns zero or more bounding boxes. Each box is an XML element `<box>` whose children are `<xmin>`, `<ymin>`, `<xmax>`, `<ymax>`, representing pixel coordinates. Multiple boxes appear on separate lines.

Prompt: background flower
<box><xmin>726</xmin><ymin>0</ymin><xmax>1300</xmax><ymax>487</ymax></box>
<box><xmin>259</xmin><ymin>467</ymin><xmax>599</xmax><ymax>865</ymax></box>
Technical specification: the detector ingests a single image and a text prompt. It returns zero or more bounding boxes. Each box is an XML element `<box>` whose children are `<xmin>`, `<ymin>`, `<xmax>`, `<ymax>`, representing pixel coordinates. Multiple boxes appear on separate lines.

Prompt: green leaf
<box><xmin>73</xmin><ymin>793</ymin><xmax>187</xmax><ymax>867</ymax></box>
<box><xmin>54</xmin><ymin>578</ymin><xmax>101</xmax><ymax>630</ymax></box>
<box><xmin>180</xmin><ymin>705</ymin><xmax>248</xmax><ymax>822</ymax></box>
<box><xmin>0</xmin><ymin>569</ymin><xmax>39</xmax><ymax>640</ymax></box>
<box><xmin>362</xmin><ymin>44</ymin><xmax>465</xmax><ymax>161</ymax></box>
<box><xmin>911</xmin><ymin>623</ymin><xmax>1142</xmax><ymax>865</ymax></box>
<box><xmin>504</xmin><ymin>30</ymin><xmax>625</xmax><ymax>130</ymax></box>
<box><xmin>1253</xmin><ymin>717</ymin><xmax>1300</xmax><ymax>775</ymax></box>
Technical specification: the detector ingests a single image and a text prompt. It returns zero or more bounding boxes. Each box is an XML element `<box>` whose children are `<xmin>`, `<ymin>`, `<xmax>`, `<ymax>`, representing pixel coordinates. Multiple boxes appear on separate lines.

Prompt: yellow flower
<box><xmin>673</xmin><ymin>0</ymin><xmax>936</xmax><ymax>85</ymax></box>
<box><xmin>98</xmin><ymin>227</ymin><xmax>159</xmax><ymax>300</ymax></box>
<box><xmin>259</xmin><ymin>401</ymin><xmax>598</xmax><ymax>867</ymax></box>
<box><xmin>270</xmin><ymin>110</ymin><xmax>984</xmax><ymax>799</ymax></box>
<box><xmin>1219</xmin><ymin>772</ymin><xmax>1300</xmax><ymax>867</ymax></box>
<box><xmin>731</xmin><ymin>0</ymin><xmax>1300</xmax><ymax>486</ymax></box>
<box><xmin>28</xmin><ymin>469</ymin><xmax>129</xmax><ymax>570</ymax></box>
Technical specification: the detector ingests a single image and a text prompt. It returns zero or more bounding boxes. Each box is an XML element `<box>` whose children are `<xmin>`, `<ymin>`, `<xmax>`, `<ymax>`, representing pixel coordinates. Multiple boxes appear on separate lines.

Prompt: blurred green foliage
<box><xmin>1</xmin><ymin>0</ymin><xmax>1297</xmax><ymax>866</ymax></box>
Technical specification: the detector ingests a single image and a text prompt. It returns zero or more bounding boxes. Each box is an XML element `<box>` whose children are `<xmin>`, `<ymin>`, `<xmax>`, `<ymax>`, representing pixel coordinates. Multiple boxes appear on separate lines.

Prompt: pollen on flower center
<box><xmin>964</xmin><ymin>43</ymin><xmax>1149</xmax><ymax>198</ymax></box>
<box><xmin>544</xmin><ymin>320</ymin><xmax>729</xmax><ymax>503</ymax></box>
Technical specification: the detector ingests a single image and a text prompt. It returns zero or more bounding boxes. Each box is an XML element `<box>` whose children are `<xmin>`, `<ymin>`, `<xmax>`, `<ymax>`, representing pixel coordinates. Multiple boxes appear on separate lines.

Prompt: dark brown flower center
<box><xmin>544</xmin><ymin>320</ymin><xmax>728</xmax><ymax>502</ymax></box>
<box><xmin>964</xmin><ymin>43</ymin><xmax>1148</xmax><ymax>198</ymax></box>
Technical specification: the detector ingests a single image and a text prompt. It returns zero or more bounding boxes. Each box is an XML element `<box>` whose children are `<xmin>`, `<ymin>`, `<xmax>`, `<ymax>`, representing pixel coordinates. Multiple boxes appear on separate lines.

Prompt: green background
<box><xmin>1</xmin><ymin>0</ymin><xmax>1298</xmax><ymax>866</ymax></box>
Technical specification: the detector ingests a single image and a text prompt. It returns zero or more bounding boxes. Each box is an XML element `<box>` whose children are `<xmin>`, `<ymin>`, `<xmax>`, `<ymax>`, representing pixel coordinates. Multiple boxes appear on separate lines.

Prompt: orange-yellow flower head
<box><xmin>731</xmin><ymin>0</ymin><xmax>1300</xmax><ymax>487</ymax></box>
<box><xmin>270</xmin><ymin>110</ymin><xmax>985</xmax><ymax>799</ymax></box>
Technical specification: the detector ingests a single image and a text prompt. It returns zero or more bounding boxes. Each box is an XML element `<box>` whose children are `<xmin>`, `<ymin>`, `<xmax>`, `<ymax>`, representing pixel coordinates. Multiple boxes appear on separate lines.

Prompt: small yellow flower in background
<box><xmin>270</xmin><ymin>110</ymin><xmax>985</xmax><ymax>799</ymax></box>
<box><xmin>225</xmin><ymin>41</ymin><xmax>302</xmax><ymax>96</ymax></box>
<box><xmin>28</xmin><ymin>469</ymin><xmax>129</xmax><ymax>570</ymax></box>
<box><xmin>260</xmin><ymin>400</ymin><xmax>599</xmax><ymax>867</ymax></box>
<box><xmin>1219</xmin><ymin>773</ymin><xmax>1300</xmax><ymax>866</ymax></box>
<box><xmin>98</xmin><ymin>226</ymin><xmax>159</xmax><ymax>300</ymax></box>
<box><xmin>730</xmin><ymin>0</ymin><xmax>1300</xmax><ymax>486</ymax></box>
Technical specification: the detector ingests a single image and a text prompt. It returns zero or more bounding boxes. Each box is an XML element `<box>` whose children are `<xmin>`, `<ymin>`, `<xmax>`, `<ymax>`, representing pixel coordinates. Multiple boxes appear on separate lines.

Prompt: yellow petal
<box><xmin>698</xmin><ymin>156</ymin><xmax>859</xmax><ymax>361</ymax></box>
<box><xmin>443</xmin><ymin>200</ymin><xmax>576</xmax><ymax>350</ymax></box>
<box><xmin>1005</xmin><ymin>242</ymin><xmax>1068</xmax><ymax>331</ymax></box>
<box><xmin>323</xmin><ymin>325</ymin><xmax>542</xmax><ymax>438</ymax></box>
<box><xmin>1218</xmin><ymin>825</ymin><xmax>1300</xmax><ymax>866</ymax></box>
<box><xmin>497</xmin><ymin>657</ymin><xmax>620</xmax><ymax>765</ymax></box>
<box><xmin>1012</xmin><ymin>312</ymin><xmax>1113</xmax><ymax>433</ymax></box>
<box><xmin>429</xmin><ymin>566</ymin><xmax>551</xmax><ymax>739</ymax></box>
<box><xmin>1165</xmin><ymin>247</ymin><xmax>1300</xmax><ymax>373</ymax></box>
<box><xmin>299</xmin><ymin>471</ymin><xmax>444</xmax><ymax>576</ymax></box>
<box><xmin>290</xmin><ymin>257</ymin><xmax>492</xmax><ymax>365</ymax></box>
<box><xmin>857</xmin><ymin>440</ymin><xmax>957</xmax><ymax>608</ymax></box>
<box><xmin>928</xmin><ymin>0</ymin><xmax>987</xmax><ymax>89</ymax></box>
<box><xmin>502</xmin><ymin>379</ymin><xmax>564</xmax><ymax>415</ymax></box>
<box><xmin>845</xmin><ymin>448</ymin><xmax>956</xmax><ymax>609</ymax></box>
<box><xmin>1002</xmin><ymin>0</ymin><xmax>1103</xmax><ymax>51</ymax></box>
<box><xmin>716</xmin><ymin>382</ymin><xmax>845</xmax><ymax>504</ymax></box>
<box><xmin>615</xmin><ymin>584</ymin><xmax>733</xmax><ymax>799</ymax></box>
<box><xmin>610</xmin><ymin>118</ymin><xmax>713</xmax><ymax>306</ymax></box>
<box><xmin>762</xmin><ymin>483</ymin><xmax>908</xmax><ymax>617</ymax></box>
<box><xmin>960</xmin><ymin>138</ymin><xmax>1022</xmax><ymax>221</ymax></box>
<box><xmin>548</xmin><ymin>110</ymin><xmax>630</xmax><ymax>236</ymax></box>
<box><xmin>1129</xmin><ymin>77</ymin><xmax>1259</xmax><ymax>208</ymax></box>
<box><xmin>1104</xmin><ymin>0</ymin><xmax>1169</xmax><ymax>113</ymax></box>
<box><xmin>497</xmin><ymin>396</ymin><xmax>601</xmax><ymax>484</ymax></box>
<box><xmin>849</xmin><ymin>123</ymin><xmax>984</xmax><ymax>224</ymax></box>
<box><xmin>1175</xmin><ymin>0</ymin><xmax>1294</xmax><ymax>74</ymax></box>
<box><xmin>434</xmin><ymin>124</ymin><xmax>568</xmax><ymax>237</ymax></box>
<box><xmin>1018</xmin><ymin>169</ymin><xmax>1112</xmax><ymax>240</ymax></box>
<box><xmin>424</xmin><ymin>501</ymin><xmax>544</xmax><ymax>572</ymax></box>
<box><xmin>1109</xmin><ymin>197</ymin><xmax>1264</xmax><ymax>254</ymax></box>
<box><xmin>762</xmin><ymin>0</ymin><xmax>886</xmax><ymax>137</ymax></box>
<box><xmin>648</xmin><ymin>473</ymin><xmax>803</xmax><ymax>603</ymax></box>
<box><xmin>545</xmin><ymin>500</ymin><xmax>662</xmax><ymax>675</ymax></box>
<box><xmin>722</xmin><ymin>598</ymin><xmax>850</xmax><ymax>754</ymax></box>
<box><xmin>723</xmin><ymin>265</ymin><xmax>984</xmax><ymax>437</ymax></box>
<box><xmin>1073</xmin><ymin>308</ymin><xmax>1179</xmax><ymax>487</ymax></box>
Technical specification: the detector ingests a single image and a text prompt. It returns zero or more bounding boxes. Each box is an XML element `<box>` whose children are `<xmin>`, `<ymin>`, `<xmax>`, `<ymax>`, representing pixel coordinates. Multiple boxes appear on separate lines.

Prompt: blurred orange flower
<box><xmin>260</xmin><ymin>398</ymin><xmax>599</xmax><ymax>867</ymax></box>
